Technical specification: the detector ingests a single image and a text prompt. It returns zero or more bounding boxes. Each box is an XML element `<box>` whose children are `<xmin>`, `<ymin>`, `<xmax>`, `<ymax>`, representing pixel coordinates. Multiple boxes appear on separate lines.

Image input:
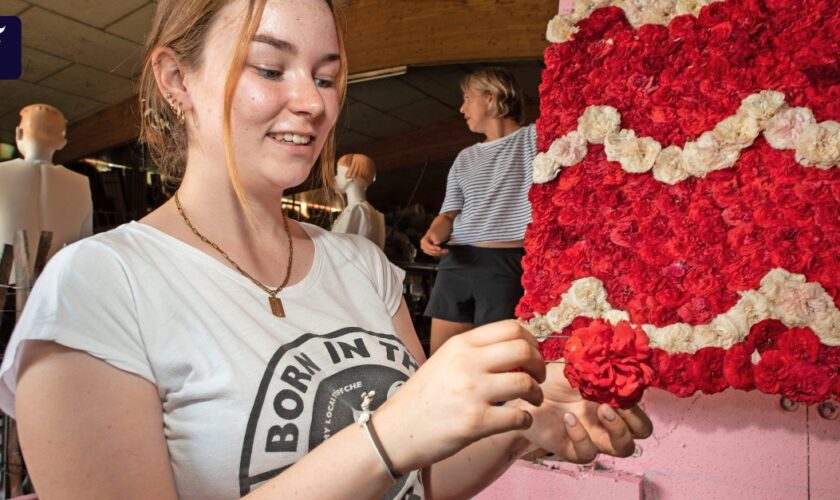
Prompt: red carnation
<box><xmin>748</xmin><ymin>320</ymin><xmax>787</xmax><ymax>352</ymax></box>
<box><xmin>781</xmin><ymin>362</ymin><xmax>833</xmax><ymax>405</ymax></box>
<box><xmin>563</xmin><ymin>320</ymin><xmax>654</xmax><ymax>409</ymax></box>
<box><xmin>723</xmin><ymin>343</ymin><xmax>756</xmax><ymax>390</ymax></box>
<box><xmin>539</xmin><ymin>336</ymin><xmax>567</xmax><ymax>363</ymax></box>
<box><xmin>777</xmin><ymin>328</ymin><xmax>821</xmax><ymax>363</ymax></box>
<box><xmin>651</xmin><ymin>350</ymin><xmax>698</xmax><ymax>398</ymax></box>
<box><xmin>692</xmin><ymin>347</ymin><xmax>729</xmax><ymax>394</ymax></box>
<box><xmin>754</xmin><ymin>350</ymin><xmax>792</xmax><ymax>394</ymax></box>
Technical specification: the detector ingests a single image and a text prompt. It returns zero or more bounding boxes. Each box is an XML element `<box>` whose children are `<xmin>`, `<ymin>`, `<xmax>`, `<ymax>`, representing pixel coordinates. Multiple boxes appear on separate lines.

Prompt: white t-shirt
<box><xmin>0</xmin><ymin>221</ymin><xmax>424</xmax><ymax>499</ymax></box>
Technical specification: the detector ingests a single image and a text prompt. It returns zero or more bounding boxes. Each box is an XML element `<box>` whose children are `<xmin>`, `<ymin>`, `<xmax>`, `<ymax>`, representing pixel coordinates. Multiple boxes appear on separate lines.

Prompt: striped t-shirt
<box><xmin>440</xmin><ymin>123</ymin><xmax>536</xmax><ymax>245</ymax></box>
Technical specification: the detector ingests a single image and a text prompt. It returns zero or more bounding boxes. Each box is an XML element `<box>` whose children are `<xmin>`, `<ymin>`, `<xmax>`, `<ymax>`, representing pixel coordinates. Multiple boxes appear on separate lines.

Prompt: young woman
<box><xmin>0</xmin><ymin>1</ymin><xmax>651</xmax><ymax>499</ymax></box>
<box><xmin>421</xmin><ymin>68</ymin><xmax>535</xmax><ymax>354</ymax></box>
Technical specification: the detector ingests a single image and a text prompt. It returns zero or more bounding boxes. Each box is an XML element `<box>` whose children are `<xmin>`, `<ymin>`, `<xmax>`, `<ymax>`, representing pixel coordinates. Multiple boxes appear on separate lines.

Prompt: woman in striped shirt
<box><xmin>421</xmin><ymin>67</ymin><xmax>537</xmax><ymax>354</ymax></box>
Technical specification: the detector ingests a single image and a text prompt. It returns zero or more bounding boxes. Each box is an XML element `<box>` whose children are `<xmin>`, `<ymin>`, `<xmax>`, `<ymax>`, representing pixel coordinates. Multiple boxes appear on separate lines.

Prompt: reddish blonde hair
<box><xmin>139</xmin><ymin>0</ymin><xmax>348</xmax><ymax>209</ymax></box>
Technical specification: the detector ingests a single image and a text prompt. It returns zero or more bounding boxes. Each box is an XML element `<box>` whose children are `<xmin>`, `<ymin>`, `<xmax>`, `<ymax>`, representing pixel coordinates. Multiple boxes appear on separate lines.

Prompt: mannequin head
<box><xmin>15</xmin><ymin>104</ymin><xmax>67</xmax><ymax>162</ymax></box>
<box><xmin>335</xmin><ymin>153</ymin><xmax>375</xmax><ymax>192</ymax></box>
<box><xmin>459</xmin><ymin>67</ymin><xmax>525</xmax><ymax>134</ymax></box>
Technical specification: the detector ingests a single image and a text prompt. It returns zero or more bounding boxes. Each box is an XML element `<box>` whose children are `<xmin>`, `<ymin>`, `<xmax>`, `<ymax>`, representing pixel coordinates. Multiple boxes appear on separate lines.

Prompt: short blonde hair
<box><xmin>338</xmin><ymin>153</ymin><xmax>375</xmax><ymax>185</ymax></box>
<box><xmin>460</xmin><ymin>67</ymin><xmax>525</xmax><ymax>125</ymax></box>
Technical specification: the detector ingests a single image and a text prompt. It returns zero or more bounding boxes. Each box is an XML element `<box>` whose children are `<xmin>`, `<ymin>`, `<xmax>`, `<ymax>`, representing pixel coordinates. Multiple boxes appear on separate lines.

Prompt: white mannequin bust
<box><xmin>0</xmin><ymin>104</ymin><xmax>93</xmax><ymax>275</ymax></box>
<box><xmin>331</xmin><ymin>153</ymin><xmax>385</xmax><ymax>249</ymax></box>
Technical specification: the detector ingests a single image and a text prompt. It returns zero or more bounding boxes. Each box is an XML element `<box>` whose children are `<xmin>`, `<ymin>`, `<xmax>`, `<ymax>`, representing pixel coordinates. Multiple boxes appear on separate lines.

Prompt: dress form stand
<box><xmin>331</xmin><ymin>153</ymin><xmax>386</xmax><ymax>249</ymax></box>
<box><xmin>0</xmin><ymin>229</ymin><xmax>52</xmax><ymax>498</ymax></box>
<box><xmin>0</xmin><ymin>104</ymin><xmax>93</xmax><ymax>282</ymax></box>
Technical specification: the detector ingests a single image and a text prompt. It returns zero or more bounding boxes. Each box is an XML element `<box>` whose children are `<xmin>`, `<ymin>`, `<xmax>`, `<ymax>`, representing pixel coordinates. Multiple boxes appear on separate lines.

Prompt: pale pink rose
<box><xmin>764</xmin><ymin>107</ymin><xmax>815</xmax><ymax>150</ymax></box>
<box><xmin>548</xmin><ymin>131</ymin><xmax>588</xmax><ymax>167</ymax></box>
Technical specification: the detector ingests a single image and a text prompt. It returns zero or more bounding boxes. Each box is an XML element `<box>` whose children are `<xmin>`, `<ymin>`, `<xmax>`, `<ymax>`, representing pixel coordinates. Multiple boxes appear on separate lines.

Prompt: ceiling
<box><xmin>0</xmin><ymin>0</ymin><xmax>543</xmax><ymax>209</ymax></box>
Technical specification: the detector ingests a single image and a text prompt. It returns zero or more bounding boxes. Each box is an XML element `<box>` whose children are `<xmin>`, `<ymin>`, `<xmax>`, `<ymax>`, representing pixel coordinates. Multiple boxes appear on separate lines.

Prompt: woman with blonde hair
<box><xmin>0</xmin><ymin>2</ymin><xmax>650</xmax><ymax>498</ymax></box>
<box><xmin>422</xmin><ymin>67</ymin><xmax>536</xmax><ymax>354</ymax></box>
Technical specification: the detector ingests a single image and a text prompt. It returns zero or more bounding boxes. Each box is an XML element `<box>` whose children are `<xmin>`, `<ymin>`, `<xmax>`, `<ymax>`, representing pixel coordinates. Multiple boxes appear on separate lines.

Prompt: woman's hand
<box><xmin>374</xmin><ymin>320</ymin><xmax>545</xmax><ymax>473</ymax></box>
<box><xmin>420</xmin><ymin>213</ymin><xmax>456</xmax><ymax>257</ymax></box>
<box><xmin>516</xmin><ymin>363</ymin><xmax>653</xmax><ymax>463</ymax></box>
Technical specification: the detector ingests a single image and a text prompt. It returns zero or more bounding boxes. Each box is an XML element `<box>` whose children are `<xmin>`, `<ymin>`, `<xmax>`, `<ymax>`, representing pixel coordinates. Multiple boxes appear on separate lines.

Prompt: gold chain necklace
<box><xmin>174</xmin><ymin>192</ymin><xmax>293</xmax><ymax>318</ymax></box>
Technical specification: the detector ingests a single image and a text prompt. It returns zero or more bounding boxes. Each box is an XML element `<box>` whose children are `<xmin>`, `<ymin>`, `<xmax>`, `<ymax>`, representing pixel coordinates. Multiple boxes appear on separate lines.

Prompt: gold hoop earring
<box><xmin>172</xmin><ymin>101</ymin><xmax>186</xmax><ymax>124</ymax></box>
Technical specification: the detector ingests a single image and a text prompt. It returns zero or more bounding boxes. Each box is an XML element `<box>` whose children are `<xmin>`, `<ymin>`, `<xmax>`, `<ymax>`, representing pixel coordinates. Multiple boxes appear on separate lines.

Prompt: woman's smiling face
<box><xmin>185</xmin><ymin>0</ymin><xmax>342</xmax><ymax>195</ymax></box>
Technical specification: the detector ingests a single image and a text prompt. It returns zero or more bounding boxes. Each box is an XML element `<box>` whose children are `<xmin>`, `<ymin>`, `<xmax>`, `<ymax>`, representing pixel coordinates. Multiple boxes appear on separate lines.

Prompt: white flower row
<box><xmin>522</xmin><ymin>268</ymin><xmax>840</xmax><ymax>354</ymax></box>
<box><xmin>532</xmin><ymin>91</ymin><xmax>840</xmax><ymax>184</ymax></box>
<box><xmin>546</xmin><ymin>0</ymin><xmax>725</xmax><ymax>43</ymax></box>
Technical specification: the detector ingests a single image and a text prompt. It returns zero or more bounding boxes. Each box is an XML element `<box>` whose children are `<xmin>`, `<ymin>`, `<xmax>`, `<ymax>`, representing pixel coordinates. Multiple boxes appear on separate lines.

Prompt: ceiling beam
<box><xmin>56</xmin><ymin>1</ymin><xmax>553</xmax><ymax>162</ymax></box>
<box><xmin>338</xmin><ymin>0</ymin><xmax>554</xmax><ymax>73</ymax></box>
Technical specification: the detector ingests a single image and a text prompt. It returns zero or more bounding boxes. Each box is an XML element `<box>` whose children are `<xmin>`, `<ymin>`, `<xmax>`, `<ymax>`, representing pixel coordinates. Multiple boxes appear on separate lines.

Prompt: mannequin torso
<box><xmin>0</xmin><ymin>159</ymin><xmax>93</xmax><ymax>266</ymax></box>
<box><xmin>331</xmin><ymin>159</ymin><xmax>385</xmax><ymax>249</ymax></box>
<box><xmin>0</xmin><ymin>104</ymin><xmax>93</xmax><ymax>274</ymax></box>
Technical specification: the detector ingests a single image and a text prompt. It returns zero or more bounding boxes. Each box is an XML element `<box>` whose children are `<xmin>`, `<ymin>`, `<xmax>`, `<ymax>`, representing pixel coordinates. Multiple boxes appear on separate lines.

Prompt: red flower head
<box><xmin>692</xmin><ymin>347</ymin><xmax>729</xmax><ymax>394</ymax></box>
<box><xmin>754</xmin><ymin>350</ymin><xmax>793</xmax><ymax>394</ymax></box>
<box><xmin>781</xmin><ymin>362</ymin><xmax>833</xmax><ymax>405</ymax></box>
<box><xmin>651</xmin><ymin>350</ymin><xmax>697</xmax><ymax>398</ymax></box>
<box><xmin>723</xmin><ymin>343</ymin><xmax>756</xmax><ymax>391</ymax></box>
<box><xmin>748</xmin><ymin>320</ymin><xmax>788</xmax><ymax>353</ymax></box>
<box><xmin>777</xmin><ymin>327</ymin><xmax>821</xmax><ymax>363</ymax></box>
<box><xmin>563</xmin><ymin>320</ymin><xmax>654</xmax><ymax>408</ymax></box>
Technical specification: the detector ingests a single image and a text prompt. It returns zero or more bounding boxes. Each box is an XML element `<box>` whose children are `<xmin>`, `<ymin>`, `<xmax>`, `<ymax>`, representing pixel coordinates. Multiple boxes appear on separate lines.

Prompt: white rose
<box><xmin>652</xmin><ymin>145</ymin><xmax>691</xmax><ymax>184</ymax></box>
<box><xmin>734</xmin><ymin>290</ymin><xmax>771</xmax><ymax>325</ymax></box>
<box><xmin>602</xmin><ymin>309</ymin><xmax>631</xmax><ymax>325</ymax></box>
<box><xmin>578</xmin><ymin>105</ymin><xmax>622</xmax><ymax>144</ymax></box>
<box><xmin>682</xmin><ymin>132</ymin><xmax>740</xmax><ymax>176</ymax></box>
<box><xmin>795</xmin><ymin>121</ymin><xmax>840</xmax><ymax>169</ymax></box>
<box><xmin>545</xmin><ymin>302</ymin><xmax>579</xmax><ymax>332</ymax></box>
<box><xmin>712</xmin><ymin>113</ymin><xmax>761</xmax><ymax>148</ymax></box>
<box><xmin>764</xmin><ymin>107</ymin><xmax>816</xmax><ymax>150</ymax></box>
<box><xmin>811</xmin><ymin>309</ymin><xmax>840</xmax><ymax>346</ymax></box>
<box><xmin>640</xmin><ymin>0</ymin><xmax>679</xmax><ymax>25</ymax></box>
<box><xmin>546</xmin><ymin>15</ymin><xmax>579</xmax><ymax>43</ymax></box>
<box><xmin>620</xmin><ymin>0</ymin><xmax>646</xmax><ymax>27</ymax></box>
<box><xmin>522</xmin><ymin>315</ymin><xmax>552</xmax><ymax>340</ymax></box>
<box><xmin>709</xmin><ymin>313</ymin><xmax>748</xmax><ymax>349</ymax></box>
<box><xmin>565</xmin><ymin>277</ymin><xmax>609</xmax><ymax>315</ymax></box>
<box><xmin>532</xmin><ymin>152</ymin><xmax>561</xmax><ymax>184</ymax></box>
<box><xmin>604</xmin><ymin>129</ymin><xmax>662</xmax><ymax>173</ymax></box>
<box><xmin>646</xmin><ymin>323</ymin><xmax>696</xmax><ymax>354</ymax></box>
<box><xmin>676</xmin><ymin>0</ymin><xmax>718</xmax><ymax>16</ymax></box>
<box><xmin>774</xmin><ymin>282</ymin><xmax>832</xmax><ymax>328</ymax></box>
<box><xmin>740</xmin><ymin>90</ymin><xmax>787</xmax><ymax>127</ymax></box>
<box><xmin>759</xmin><ymin>268</ymin><xmax>803</xmax><ymax>300</ymax></box>
<box><xmin>548</xmin><ymin>131</ymin><xmax>588</xmax><ymax>167</ymax></box>
<box><xmin>570</xmin><ymin>0</ymin><xmax>610</xmax><ymax>22</ymax></box>
<box><xmin>692</xmin><ymin>325</ymin><xmax>720</xmax><ymax>351</ymax></box>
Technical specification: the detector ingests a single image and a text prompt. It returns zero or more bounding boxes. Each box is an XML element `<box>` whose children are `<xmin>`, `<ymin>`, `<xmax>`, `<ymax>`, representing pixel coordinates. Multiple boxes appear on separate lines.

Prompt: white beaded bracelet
<box><xmin>358</xmin><ymin>391</ymin><xmax>401</xmax><ymax>483</ymax></box>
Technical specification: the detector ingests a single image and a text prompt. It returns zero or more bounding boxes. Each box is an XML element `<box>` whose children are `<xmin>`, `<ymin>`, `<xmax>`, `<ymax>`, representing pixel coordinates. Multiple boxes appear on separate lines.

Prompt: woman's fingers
<box><xmin>595</xmin><ymin>405</ymin><xmax>636</xmax><ymax>457</ymax></box>
<box><xmin>474</xmin><ymin>406</ymin><xmax>534</xmax><ymax>440</ymax></box>
<box><xmin>483</xmin><ymin>372</ymin><xmax>543</xmax><ymax>407</ymax></box>
<box><xmin>561</xmin><ymin>412</ymin><xmax>599</xmax><ymax>463</ymax></box>
<box><xmin>462</xmin><ymin>320</ymin><xmax>538</xmax><ymax>349</ymax></box>
<box><xmin>478</xmin><ymin>339</ymin><xmax>545</xmax><ymax>383</ymax></box>
<box><xmin>616</xmin><ymin>405</ymin><xmax>654</xmax><ymax>439</ymax></box>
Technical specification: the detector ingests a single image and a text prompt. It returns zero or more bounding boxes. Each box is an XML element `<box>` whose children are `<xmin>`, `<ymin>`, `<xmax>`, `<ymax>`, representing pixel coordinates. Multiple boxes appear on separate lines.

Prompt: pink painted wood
<box><xmin>479</xmin><ymin>390</ymin><xmax>840</xmax><ymax>499</ymax></box>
